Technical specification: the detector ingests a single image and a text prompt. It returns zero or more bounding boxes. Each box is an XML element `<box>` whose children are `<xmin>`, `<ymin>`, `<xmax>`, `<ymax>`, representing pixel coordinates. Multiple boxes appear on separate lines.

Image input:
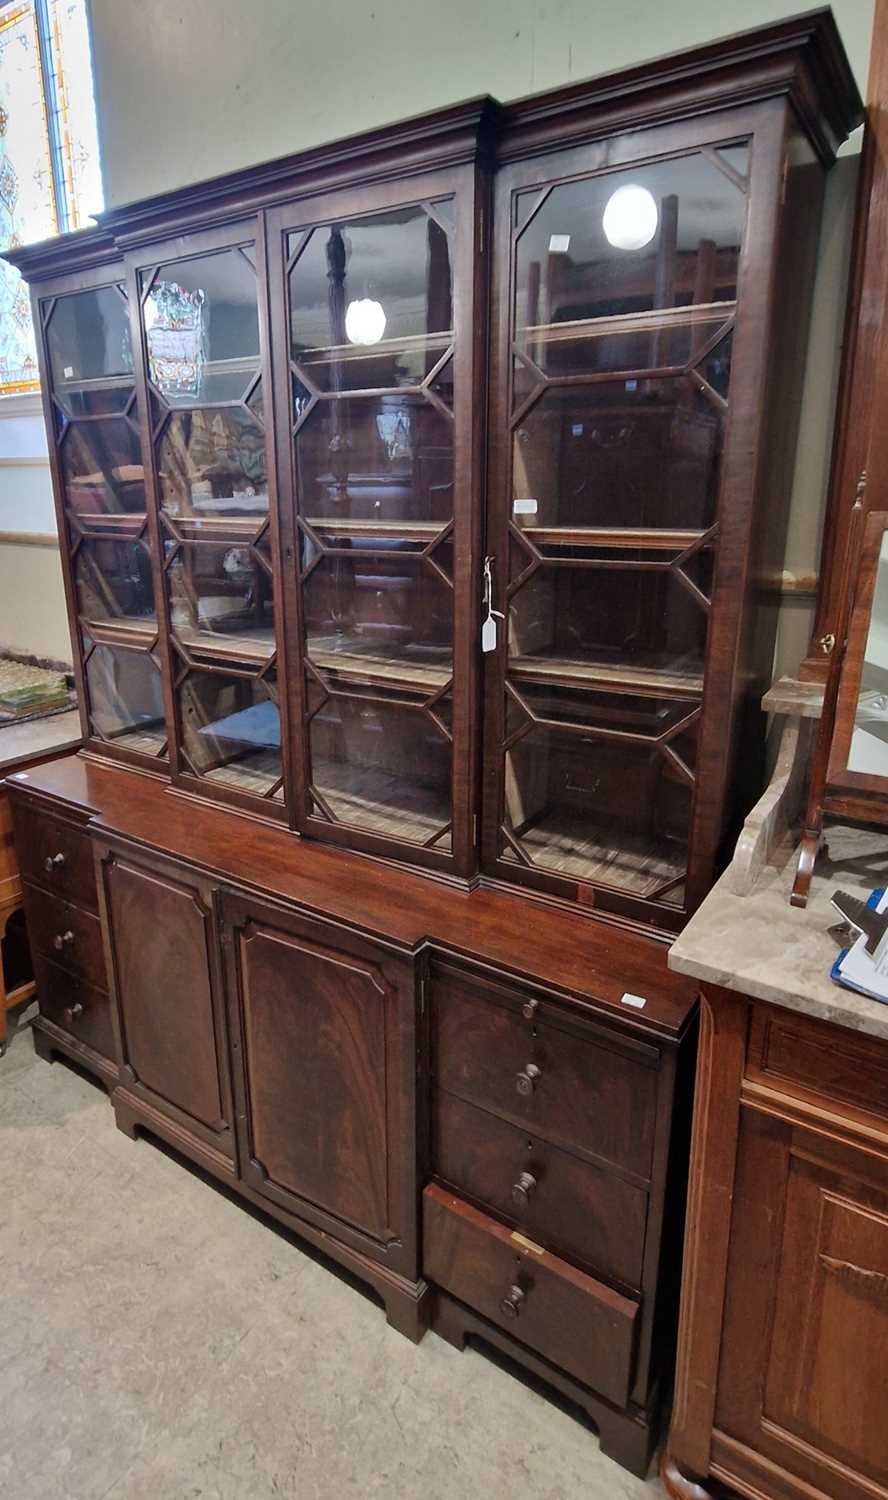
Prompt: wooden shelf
<box><xmin>516</xmin><ymin>526</ymin><xmax>710</xmax><ymax>552</ymax></box>
<box><xmin>295</xmin><ymin>330</ymin><xmax>453</xmax><ymax>367</ymax></box>
<box><xmin>308</xmin><ymin>636</ymin><xmax>452</xmax><ymax>691</ymax></box>
<box><xmin>509</xmin><ymin>652</ymin><xmax>704</xmax><ymax>700</ymax></box>
<box><xmin>174</xmin><ymin>624</ymin><xmax>276</xmax><ymax>666</ymax></box>
<box><xmin>110</xmin><ymin>724</ymin><xmax>166</xmax><ymax>756</ymax></box>
<box><xmin>517</xmin><ymin>299</ymin><xmax>735</xmax><ymax>348</ymax></box>
<box><xmin>204</xmin><ymin>748</ymin><xmax>282</xmax><ymax>797</ymax></box>
<box><xmin>312</xmin><ymin>760</ymin><xmax>450</xmax><ymax>846</ymax></box>
<box><xmin>305</xmin><ymin>518</ymin><xmax>446</xmax><ymax>542</ymax></box>
<box><xmin>506</xmin><ymin>813</ymin><xmax>686</xmax><ymax>902</ymax></box>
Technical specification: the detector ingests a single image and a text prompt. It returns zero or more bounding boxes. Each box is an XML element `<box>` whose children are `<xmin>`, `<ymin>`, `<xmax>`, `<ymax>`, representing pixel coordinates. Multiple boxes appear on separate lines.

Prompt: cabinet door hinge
<box><xmin>419</xmin><ymin>974</ymin><xmax>427</xmax><ymax>1017</ymax></box>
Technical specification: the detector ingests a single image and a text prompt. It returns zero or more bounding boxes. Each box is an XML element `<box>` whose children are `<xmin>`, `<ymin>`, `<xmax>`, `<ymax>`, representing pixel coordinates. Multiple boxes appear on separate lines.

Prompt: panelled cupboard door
<box><xmin>716</xmin><ymin>1105</ymin><xmax>888</xmax><ymax>1499</ymax></box>
<box><xmin>220</xmin><ymin>891</ymin><xmax>418</xmax><ymax>1276</ymax></box>
<box><xmin>265</xmin><ymin>165</ymin><xmax>485</xmax><ymax>877</ymax></box>
<box><xmin>482</xmin><ymin>100</ymin><xmax>795</xmax><ymax>931</ymax></box>
<box><xmin>96</xmin><ymin>843</ymin><xmax>235</xmax><ymax>1161</ymax></box>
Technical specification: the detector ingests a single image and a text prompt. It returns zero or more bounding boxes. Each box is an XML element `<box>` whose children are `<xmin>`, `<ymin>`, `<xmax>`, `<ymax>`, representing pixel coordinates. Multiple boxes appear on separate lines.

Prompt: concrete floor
<box><xmin>1</xmin><ymin>1008</ymin><xmax>667</xmax><ymax>1500</ymax></box>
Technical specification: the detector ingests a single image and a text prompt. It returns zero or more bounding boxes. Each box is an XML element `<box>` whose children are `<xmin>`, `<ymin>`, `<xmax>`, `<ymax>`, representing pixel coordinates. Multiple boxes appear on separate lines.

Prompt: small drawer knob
<box><xmin>511</xmin><ymin>1171</ymin><xmax>537</xmax><ymax>1207</ymax></box>
<box><xmin>516</xmin><ymin>1063</ymin><xmax>541</xmax><ymax>1097</ymax></box>
<box><xmin>522</xmin><ymin>998</ymin><xmax>538</xmax><ymax>1020</ymax></box>
<box><xmin>44</xmin><ymin>852</ymin><xmax>66</xmax><ymax>874</ymax></box>
<box><xmin>53</xmin><ymin>930</ymin><xmax>75</xmax><ymax>951</ymax></box>
<box><xmin>500</xmin><ymin>1284</ymin><xmax>525</xmax><ymax>1319</ymax></box>
<box><xmin>63</xmin><ymin>1002</ymin><xmax>83</xmax><ymax>1025</ymax></box>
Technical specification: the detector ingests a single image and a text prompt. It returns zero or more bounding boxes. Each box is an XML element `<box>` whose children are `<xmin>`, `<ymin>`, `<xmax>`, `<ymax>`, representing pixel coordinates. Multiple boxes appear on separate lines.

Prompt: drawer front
<box><xmin>431</xmin><ymin>974</ymin><xmax>658</xmax><ymax>1179</ymax></box>
<box><xmin>24</xmin><ymin>883</ymin><xmax>106</xmax><ymax>989</ymax></box>
<box><xmin>748</xmin><ymin>1005</ymin><xmax>888</xmax><ymax>1123</ymax></box>
<box><xmin>432</xmin><ymin>1089</ymin><xmax>647</xmax><ymax>1289</ymax></box>
<box><xmin>11</xmin><ymin>802</ymin><xmax>97</xmax><ymax>912</ymax></box>
<box><xmin>33</xmin><ymin>952</ymin><xmax>115</xmax><ymax>1061</ymax></box>
<box><xmin>423</xmin><ymin>1183</ymin><xmax>638</xmax><ymax>1405</ymax></box>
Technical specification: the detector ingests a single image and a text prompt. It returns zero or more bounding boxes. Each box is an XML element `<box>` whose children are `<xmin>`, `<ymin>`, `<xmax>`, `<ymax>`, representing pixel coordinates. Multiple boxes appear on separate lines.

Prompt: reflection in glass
<box><xmin>74</xmin><ymin>539</ymin><xmax>155</xmax><ymax>627</ymax></box>
<box><xmin>289</xmin><ymin>205</ymin><xmax>453</xmax><ymax>390</ymax></box>
<box><xmin>167</xmin><ymin>541</ymin><xmax>274</xmax><ymax>660</ymax></box>
<box><xmin>59</xmin><ymin>419</ymin><xmax>145</xmax><ymax>516</ymax></box>
<box><xmin>46</xmin><ymin>285</ymin><xmax>133</xmax><ymax>390</ymax></box>
<box><xmin>179</xmin><ymin>668</ymin><xmax>281</xmax><ymax>796</ymax></box>
<box><xmin>849</xmin><ymin>532</ymin><xmax>888</xmax><ymax>775</ymax></box>
<box><xmin>296</xmin><ymin>395</ymin><xmax>453</xmax><ymax>525</ymax></box>
<box><xmin>503</xmin><ymin>722</ymin><xmax>691</xmax><ymax>899</ymax></box>
<box><xmin>309</xmin><ymin>685</ymin><xmax>451</xmax><ymax>844</ymax></box>
<box><xmin>156</xmin><ymin>407</ymin><xmax>267</xmax><ymax>520</ymax></box>
<box><xmin>304</xmin><ymin>543</ymin><xmax>453</xmax><ymax>688</ymax></box>
<box><xmin>515</xmin><ymin>148</ymin><xmax>747</xmax><ymax>347</ymax></box>
<box><xmin>512</xmin><ymin>380</ymin><xmax>726</xmax><ymax>532</ymax></box>
<box><xmin>84</xmin><ymin>637</ymin><xmax>166</xmax><ymax>754</ymax></box>
<box><xmin>143</xmin><ymin>248</ymin><xmax>260</xmax><ymax>406</ymax></box>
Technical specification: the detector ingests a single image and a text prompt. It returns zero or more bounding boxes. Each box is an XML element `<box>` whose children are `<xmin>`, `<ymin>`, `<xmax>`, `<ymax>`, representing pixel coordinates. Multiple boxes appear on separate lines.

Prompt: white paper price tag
<box><xmin>481</xmin><ymin>615</ymin><xmax>498</xmax><ymax>652</ymax></box>
<box><xmin>621</xmin><ymin>992</ymin><xmax>647</xmax><ymax>1009</ymax></box>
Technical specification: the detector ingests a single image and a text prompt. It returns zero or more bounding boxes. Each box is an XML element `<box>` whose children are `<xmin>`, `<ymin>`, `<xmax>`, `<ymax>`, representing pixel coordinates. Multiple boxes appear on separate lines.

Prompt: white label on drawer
<box><xmin>511</xmin><ymin>1231</ymin><xmax>545</xmax><ymax>1256</ymax></box>
<box><xmin>621</xmin><ymin>992</ymin><xmax>647</xmax><ymax>1009</ymax></box>
<box><xmin>548</xmin><ymin>234</ymin><xmax>570</xmax><ymax>253</ymax></box>
<box><xmin>513</xmin><ymin>497</ymin><xmax>538</xmax><ymax>515</ymax></box>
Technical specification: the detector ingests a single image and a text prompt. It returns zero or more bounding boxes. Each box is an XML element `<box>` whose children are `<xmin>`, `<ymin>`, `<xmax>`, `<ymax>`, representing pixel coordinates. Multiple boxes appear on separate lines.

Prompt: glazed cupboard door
<box><xmin>33</xmin><ymin>261</ymin><xmax>168</xmax><ymax>768</ymax></box>
<box><xmin>483</xmin><ymin>105</ymin><xmax>791</xmax><ymax>929</ymax></box>
<box><xmin>220</xmin><ymin>890</ymin><xmax>418</xmax><ymax>1277</ymax></box>
<box><xmin>266</xmin><ymin>167</ymin><xmax>485</xmax><ymax>875</ymax></box>
<box><xmin>126</xmin><ymin>221</ymin><xmax>289</xmax><ymax>818</ymax></box>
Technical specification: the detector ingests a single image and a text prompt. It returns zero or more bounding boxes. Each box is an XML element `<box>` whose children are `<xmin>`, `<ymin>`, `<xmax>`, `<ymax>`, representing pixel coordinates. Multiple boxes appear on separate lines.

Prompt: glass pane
<box><xmin>515</xmin><ymin>149</ymin><xmax>747</xmax><ymax>358</ymax></box>
<box><xmin>849</xmin><ymin>531</ymin><xmax>888</xmax><ymax>775</ymax></box>
<box><xmin>295</xmin><ymin>394</ymin><xmax>453</xmax><ymax>526</ymax></box>
<box><xmin>512</xmin><ymin>379</ymin><xmax>725</xmax><ymax>532</ymax></box>
<box><xmin>179</xmin><ymin>668</ymin><xmax>281</xmax><ymax>796</ymax></box>
<box><xmin>503</xmin><ymin>722</ymin><xmax>690</xmax><ymax>900</ymax></box>
<box><xmin>144</xmin><ymin>248</ymin><xmax>259</xmax><ymax>406</ymax></box>
<box><xmin>75</xmin><ymin>539</ymin><xmax>155</xmax><ymax>627</ymax></box>
<box><xmin>167</xmin><ymin>541</ymin><xmax>274</xmax><ymax>662</ymax></box>
<box><xmin>156</xmin><ymin>407</ymin><xmax>267</xmax><ymax>521</ymax></box>
<box><xmin>518</xmin><ymin>311</ymin><xmax>731</xmax><ymax>383</ymax></box>
<box><xmin>84</xmin><ymin>638</ymin><xmax>166</xmax><ymax>754</ymax></box>
<box><xmin>47</xmin><ymin>0</ymin><xmax>104</xmax><ymax>228</ymax></box>
<box><xmin>59</xmin><ymin>418</ymin><xmax>145</xmax><ymax>516</ymax></box>
<box><xmin>508</xmin><ymin>556</ymin><xmax>711</xmax><ymax>696</ymax></box>
<box><xmin>309</xmin><ymin>686</ymin><xmax>451</xmax><ymax>844</ymax></box>
<box><xmin>46</xmin><ymin>286</ymin><xmax>132</xmax><ymax>390</ymax></box>
<box><xmin>289</xmin><ymin>205</ymin><xmax>453</xmax><ymax>391</ymax></box>
<box><xmin>304</xmin><ymin>543</ymin><xmax>452</xmax><ymax>689</ymax></box>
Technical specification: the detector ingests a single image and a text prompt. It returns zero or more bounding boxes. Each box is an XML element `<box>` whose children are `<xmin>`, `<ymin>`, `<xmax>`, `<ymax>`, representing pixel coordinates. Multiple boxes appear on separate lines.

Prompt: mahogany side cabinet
<box><xmin>1</xmin><ymin>10</ymin><xmax>861</xmax><ymax>1479</ymax></box>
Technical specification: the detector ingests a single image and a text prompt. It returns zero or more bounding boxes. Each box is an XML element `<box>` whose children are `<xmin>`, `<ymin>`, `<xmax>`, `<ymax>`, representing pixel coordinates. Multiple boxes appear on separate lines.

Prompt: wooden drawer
<box><xmin>432</xmin><ymin>1089</ymin><xmax>648</xmax><ymax>1289</ymax></box>
<box><xmin>24</xmin><ymin>883</ymin><xmax>106</xmax><ymax>989</ymax></box>
<box><xmin>430</xmin><ymin>971</ymin><xmax>658</xmax><ymax>1179</ymax></box>
<box><xmin>748</xmin><ymin>1005</ymin><xmax>888</xmax><ymax>1126</ymax></box>
<box><xmin>423</xmin><ymin>1183</ymin><xmax>638</xmax><ymax>1406</ymax></box>
<box><xmin>33</xmin><ymin>952</ymin><xmax>115</xmax><ymax>1061</ymax></box>
<box><xmin>10</xmin><ymin>801</ymin><xmax>96</xmax><ymax>912</ymax></box>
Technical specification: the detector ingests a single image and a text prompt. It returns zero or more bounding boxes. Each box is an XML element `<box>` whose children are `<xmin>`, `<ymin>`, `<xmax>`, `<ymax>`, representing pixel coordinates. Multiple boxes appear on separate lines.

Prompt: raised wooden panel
<box><xmin>765</xmin><ymin>1157</ymin><xmax>888</xmax><ymax>1486</ymax></box>
<box><xmin>103</xmin><ymin>853</ymin><xmax>231</xmax><ymax>1145</ymax></box>
<box><xmin>748</xmin><ymin>1005</ymin><xmax>888</xmax><ymax>1125</ymax></box>
<box><xmin>232</xmin><ymin>916</ymin><xmax>391</xmax><ymax>1241</ymax></box>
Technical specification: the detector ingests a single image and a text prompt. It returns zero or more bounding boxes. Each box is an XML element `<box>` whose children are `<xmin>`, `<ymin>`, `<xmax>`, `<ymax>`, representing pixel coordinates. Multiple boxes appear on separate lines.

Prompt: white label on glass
<box><xmin>621</xmin><ymin>992</ymin><xmax>647</xmax><ymax>1009</ymax></box>
<box><xmin>548</xmin><ymin>234</ymin><xmax>571</xmax><ymax>253</ymax></box>
<box><xmin>513</xmin><ymin>497</ymin><xmax>538</xmax><ymax>516</ymax></box>
<box><xmin>63</xmin><ymin>366</ymin><xmax>74</xmax><ymax>378</ymax></box>
<box><xmin>481</xmin><ymin>615</ymin><xmax>498</xmax><ymax>653</ymax></box>
<box><xmin>571</xmin><ymin>423</ymin><xmax>584</xmax><ymax>437</ymax></box>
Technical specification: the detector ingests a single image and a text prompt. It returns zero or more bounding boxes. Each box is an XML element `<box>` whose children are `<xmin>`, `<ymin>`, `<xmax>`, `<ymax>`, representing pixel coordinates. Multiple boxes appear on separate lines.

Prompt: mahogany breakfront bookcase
<box><xmin>3</xmin><ymin>12</ymin><xmax>860</xmax><ymax>1478</ymax></box>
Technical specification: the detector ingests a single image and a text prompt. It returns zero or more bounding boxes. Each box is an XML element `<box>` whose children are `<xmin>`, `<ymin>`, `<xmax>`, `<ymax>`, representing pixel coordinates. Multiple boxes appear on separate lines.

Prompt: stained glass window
<box><xmin>0</xmin><ymin>0</ymin><xmax>102</xmax><ymax>393</ymax></box>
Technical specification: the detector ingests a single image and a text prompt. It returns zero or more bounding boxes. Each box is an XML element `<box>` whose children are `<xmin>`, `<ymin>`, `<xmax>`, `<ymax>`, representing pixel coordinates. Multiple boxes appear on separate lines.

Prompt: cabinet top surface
<box><xmin>5</xmin><ymin>755</ymin><xmax>696</xmax><ymax>1040</ymax></box>
<box><xmin>670</xmin><ymin>823</ymin><xmax>888</xmax><ymax>1042</ymax></box>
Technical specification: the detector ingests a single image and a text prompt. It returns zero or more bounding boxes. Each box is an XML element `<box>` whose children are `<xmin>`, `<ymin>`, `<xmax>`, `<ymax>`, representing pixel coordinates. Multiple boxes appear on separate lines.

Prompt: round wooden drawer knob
<box><xmin>500</xmin><ymin>1284</ymin><xmax>525</xmax><ymax>1319</ymax></box>
<box><xmin>516</xmin><ymin>1063</ymin><xmax>541</xmax><ymax>1096</ymax></box>
<box><xmin>53</xmin><ymin>930</ymin><xmax>75</xmax><ymax>951</ymax></box>
<box><xmin>63</xmin><ymin>1002</ymin><xmax>83</xmax><ymax>1025</ymax></box>
<box><xmin>44</xmin><ymin>853</ymin><xmax>66</xmax><ymax>873</ymax></box>
<box><xmin>511</xmin><ymin>1171</ymin><xmax>537</xmax><ymax>1207</ymax></box>
<box><xmin>522</xmin><ymin>999</ymin><xmax>538</xmax><ymax>1020</ymax></box>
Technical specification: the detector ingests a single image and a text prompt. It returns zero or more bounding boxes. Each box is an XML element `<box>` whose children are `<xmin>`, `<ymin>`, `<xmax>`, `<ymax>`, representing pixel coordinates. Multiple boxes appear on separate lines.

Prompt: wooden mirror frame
<box><xmin>792</xmin><ymin>495</ymin><xmax>888</xmax><ymax>905</ymax></box>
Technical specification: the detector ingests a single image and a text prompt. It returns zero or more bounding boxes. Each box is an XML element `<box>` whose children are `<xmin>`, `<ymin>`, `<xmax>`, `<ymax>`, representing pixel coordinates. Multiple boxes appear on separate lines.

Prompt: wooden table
<box><xmin>0</xmin><ymin>709</ymin><xmax>81</xmax><ymax>1052</ymax></box>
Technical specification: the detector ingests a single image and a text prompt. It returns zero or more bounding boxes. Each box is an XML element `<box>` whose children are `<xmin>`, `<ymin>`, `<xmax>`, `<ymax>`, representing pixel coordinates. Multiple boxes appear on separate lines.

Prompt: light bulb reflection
<box><xmin>602</xmin><ymin>185</ymin><xmax>658</xmax><ymax>251</ymax></box>
<box><xmin>345</xmin><ymin>298</ymin><xmax>387</xmax><ymax>346</ymax></box>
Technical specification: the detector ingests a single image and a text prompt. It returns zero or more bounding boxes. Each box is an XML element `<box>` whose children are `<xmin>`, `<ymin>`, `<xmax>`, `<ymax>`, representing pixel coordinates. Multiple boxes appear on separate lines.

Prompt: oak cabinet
<box><xmin>97</xmin><ymin>842</ymin><xmax>237</xmax><ymax>1172</ymax></box>
<box><xmin>220</xmin><ymin>890</ymin><xmax>418</xmax><ymax>1277</ymax></box>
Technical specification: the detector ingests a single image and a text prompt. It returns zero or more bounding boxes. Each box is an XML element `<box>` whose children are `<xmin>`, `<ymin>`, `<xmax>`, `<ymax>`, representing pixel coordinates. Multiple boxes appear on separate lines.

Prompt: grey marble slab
<box><xmin>0</xmin><ymin>707</ymin><xmax>81</xmax><ymax>773</ymax></box>
<box><xmin>669</xmin><ymin>824</ymin><xmax>888</xmax><ymax>1041</ymax></box>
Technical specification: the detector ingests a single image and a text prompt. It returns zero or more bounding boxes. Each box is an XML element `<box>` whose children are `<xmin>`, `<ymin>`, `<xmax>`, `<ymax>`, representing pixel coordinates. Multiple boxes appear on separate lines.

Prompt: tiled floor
<box><xmin>0</xmin><ymin>1008</ymin><xmax>667</xmax><ymax>1499</ymax></box>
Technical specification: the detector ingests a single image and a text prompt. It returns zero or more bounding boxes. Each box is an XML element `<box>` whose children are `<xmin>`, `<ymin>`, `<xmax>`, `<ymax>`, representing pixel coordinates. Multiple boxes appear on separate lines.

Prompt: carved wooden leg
<box><xmin>112</xmin><ymin>1093</ymin><xmax>140</xmax><ymax>1140</ymax></box>
<box><xmin>660</xmin><ymin>1451</ymin><xmax>716</xmax><ymax>1500</ymax></box>
<box><xmin>384</xmin><ymin>1279</ymin><xmax>430</xmax><ymax>1344</ymax></box>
